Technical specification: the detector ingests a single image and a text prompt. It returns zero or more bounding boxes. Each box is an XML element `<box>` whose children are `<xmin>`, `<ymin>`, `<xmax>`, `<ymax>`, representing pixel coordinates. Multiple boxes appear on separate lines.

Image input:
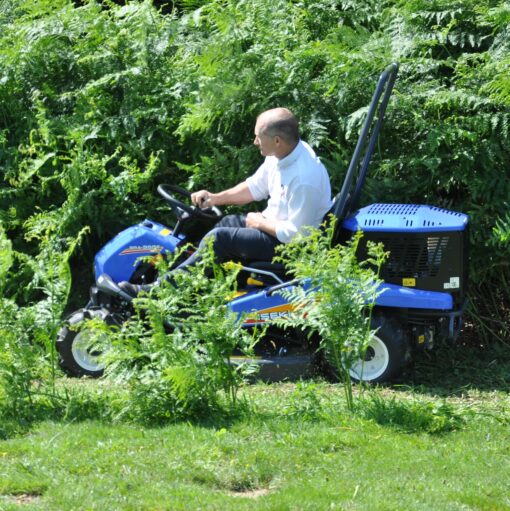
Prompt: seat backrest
<box><xmin>321</xmin><ymin>192</ymin><xmax>349</xmax><ymax>243</ymax></box>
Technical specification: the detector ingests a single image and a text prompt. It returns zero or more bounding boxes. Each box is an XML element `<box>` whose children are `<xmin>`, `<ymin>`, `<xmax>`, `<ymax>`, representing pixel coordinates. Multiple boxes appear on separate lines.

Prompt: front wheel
<box><xmin>56</xmin><ymin>308</ymin><xmax>115</xmax><ymax>377</ymax></box>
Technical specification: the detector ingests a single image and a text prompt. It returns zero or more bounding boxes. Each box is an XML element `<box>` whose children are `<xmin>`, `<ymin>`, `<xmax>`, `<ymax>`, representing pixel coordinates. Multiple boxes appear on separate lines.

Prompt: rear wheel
<box><xmin>56</xmin><ymin>308</ymin><xmax>114</xmax><ymax>377</ymax></box>
<box><xmin>349</xmin><ymin>314</ymin><xmax>409</xmax><ymax>383</ymax></box>
<box><xmin>321</xmin><ymin>314</ymin><xmax>409</xmax><ymax>384</ymax></box>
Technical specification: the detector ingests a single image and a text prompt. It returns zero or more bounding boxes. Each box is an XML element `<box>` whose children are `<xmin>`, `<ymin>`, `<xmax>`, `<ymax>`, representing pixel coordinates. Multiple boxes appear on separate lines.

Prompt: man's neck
<box><xmin>275</xmin><ymin>140</ymin><xmax>299</xmax><ymax>160</ymax></box>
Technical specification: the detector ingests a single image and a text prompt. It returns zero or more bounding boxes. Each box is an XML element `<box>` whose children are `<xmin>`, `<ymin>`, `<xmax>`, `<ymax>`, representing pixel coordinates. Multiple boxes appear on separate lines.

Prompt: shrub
<box><xmin>98</xmin><ymin>244</ymin><xmax>261</xmax><ymax>423</ymax></box>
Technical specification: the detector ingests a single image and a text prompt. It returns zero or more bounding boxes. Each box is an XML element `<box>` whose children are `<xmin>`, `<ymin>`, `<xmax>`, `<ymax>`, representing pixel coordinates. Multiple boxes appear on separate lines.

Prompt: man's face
<box><xmin>254</xmin><ymin>120</ymin><xmax>278</xmax><ymax>157</ymax></box>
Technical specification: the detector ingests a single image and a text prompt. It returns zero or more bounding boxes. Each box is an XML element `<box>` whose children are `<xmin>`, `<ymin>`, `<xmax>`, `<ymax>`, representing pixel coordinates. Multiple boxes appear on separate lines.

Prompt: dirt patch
<box><xmin>16</xmin><ymin>493</ymin><xmax>41</xmax><ymax>503</ymax></box>
<box><xmin>2</xmin><ymin>493</ymin><xmax>42</xmax><ymax>506</ymax></box>
<box><xmin>230</xmin><ymin>488</ymin><xmax>270</xmax><ymax>499</ymax></box>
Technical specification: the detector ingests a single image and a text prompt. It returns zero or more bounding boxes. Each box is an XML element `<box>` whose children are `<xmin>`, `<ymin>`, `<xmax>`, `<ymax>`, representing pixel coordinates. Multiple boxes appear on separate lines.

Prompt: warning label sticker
<box><xmin>443</xmin><ymin>277</ymin><xmax>460</xmax><ymax>289</ymax></box>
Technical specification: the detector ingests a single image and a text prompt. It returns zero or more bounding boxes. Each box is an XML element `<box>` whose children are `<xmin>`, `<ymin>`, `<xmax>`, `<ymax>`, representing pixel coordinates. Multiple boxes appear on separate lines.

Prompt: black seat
<box><xmin>243</xmin><ymin>192</ymin><xmax>344</xmax><ymax>281</ymax></box>
<box><xmin>241</xmin><ymin>190</ymin><xmax>347</xmax><ymax>284</ymax></box>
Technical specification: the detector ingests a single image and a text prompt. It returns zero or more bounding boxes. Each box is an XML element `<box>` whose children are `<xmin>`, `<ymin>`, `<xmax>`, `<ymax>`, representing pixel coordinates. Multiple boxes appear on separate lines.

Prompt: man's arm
<box><xmin>191</xmin><ymin>182</ymin><xmax>254</xmax><ymax>208</ymax></box>
<box><xmin>245</xmin><ymin>212</ymin><xmax>277</xmax><ymax>238</ymax></box>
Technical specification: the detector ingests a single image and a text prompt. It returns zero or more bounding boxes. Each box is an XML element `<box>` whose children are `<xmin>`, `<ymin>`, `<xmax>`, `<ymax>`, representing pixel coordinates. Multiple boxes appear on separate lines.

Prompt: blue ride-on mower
<box><xmin>56</xmin><ymin>63</ymin><xmax>469</xmax><ymax>383</ymax></box>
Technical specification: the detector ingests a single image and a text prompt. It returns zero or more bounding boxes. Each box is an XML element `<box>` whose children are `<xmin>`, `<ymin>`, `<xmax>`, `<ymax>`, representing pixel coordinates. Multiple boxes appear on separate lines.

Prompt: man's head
<box><xmin>254</xmin><ymin>108</ymin><xmax>300</xmax><ymax>159</ymax></box>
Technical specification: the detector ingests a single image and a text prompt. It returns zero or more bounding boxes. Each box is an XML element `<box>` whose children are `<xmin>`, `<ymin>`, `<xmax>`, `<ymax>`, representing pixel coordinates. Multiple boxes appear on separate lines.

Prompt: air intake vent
<box><xmin>381</xmin><ymin>236</ymin><xmax>450</xmax><ymax>279</ymax></box>
<box><xmin>343</xmin><ymin>203</ymin><xmax>468</xmax><ymax>233</ymax></box>
<box><xmin>364</xmin><ymin>218</ymin><xmax>385</xmax><ymax>227</ymax></box>
<box><xmin>367</xmin><ymin>204</ymin><xmax>420</xmax><ymax>216</ymax></box>
<box><xmin>429</xmin><ymin>206</ymin><xmax>465</xmax><ymax>217</ymax></box>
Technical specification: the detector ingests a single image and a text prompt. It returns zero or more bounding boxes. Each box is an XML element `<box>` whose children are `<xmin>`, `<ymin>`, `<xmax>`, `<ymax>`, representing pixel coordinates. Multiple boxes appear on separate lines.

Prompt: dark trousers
<box><xmin>174</xmin><ymin>214</ymin><xmax>281</xmax><ymax>272</ymax></box>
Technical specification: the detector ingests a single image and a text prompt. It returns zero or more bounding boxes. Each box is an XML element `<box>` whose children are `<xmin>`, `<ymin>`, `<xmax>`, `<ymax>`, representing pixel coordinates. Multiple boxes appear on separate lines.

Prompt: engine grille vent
<box><xmin>429</xmin><ymin>206</ymin><xmax>466</xmax><ymax>217</ymax></box>
<box><xmin>381</xmin><ymin>236</ymin><xmax>450</xmax><ymax>279</ymax></box>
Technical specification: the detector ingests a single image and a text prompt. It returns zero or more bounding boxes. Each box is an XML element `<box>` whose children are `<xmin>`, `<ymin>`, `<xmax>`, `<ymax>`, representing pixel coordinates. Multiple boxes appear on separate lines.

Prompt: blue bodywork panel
<box><xmin>94</xmin><ymin>209</ymin><xmax>459</xmax><ymax>321</ymax></box>
<box><xmin>228</xmin><ymin>287</ymin><xmax>293</xmax><ymax>327</ymax></box>
<box><xmin>94</xmin><ymin>220</ymin><xmax>183</xmax><ymax>282</ymax></box>
<box><xmin>376</xmin><ymin>282</ymin><xmax>452</xmax><ymax>309</ymax></box>
<box><xmin>343</xmin><ymin>203</ymin><xmax>469</xmax><ymax>233</ymax></box>
<box><xmin>228</xmin><ymin>279</ymin><xmax>454</xmax><ymax>327</ymax></box>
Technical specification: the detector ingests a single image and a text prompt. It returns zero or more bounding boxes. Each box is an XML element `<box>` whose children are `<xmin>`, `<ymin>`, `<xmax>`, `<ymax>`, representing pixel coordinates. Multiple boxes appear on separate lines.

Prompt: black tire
<box><xmin>321</xmin><ymin>314</ymin><xmax>410</xmax><ymax>384</ymax></box>
<box><xmin>56</xmin><ymin>308</ymin><xmax>112</xmax><ymax>377</ymax></box>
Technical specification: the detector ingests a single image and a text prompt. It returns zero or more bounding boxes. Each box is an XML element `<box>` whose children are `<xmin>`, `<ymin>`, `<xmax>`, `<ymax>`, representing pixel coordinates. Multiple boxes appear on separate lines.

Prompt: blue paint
<box><xmin>375</xmin><ymin>282</ymin><xmax>453</xmax><ymax>309</ymax></box>
<box><xmin>343</xmin><ymin>203</ymin><xmax>469</xmax><ymax>233</ymax></box>
<box><xmin>227</xmin><ymin>279</ymin><xmax>454</xmax><ymax>327</ymax></box>
<box><xmin>94</xmin><ymin>220</ymin><xmax>183</xmax><ymax>282</ymax></box>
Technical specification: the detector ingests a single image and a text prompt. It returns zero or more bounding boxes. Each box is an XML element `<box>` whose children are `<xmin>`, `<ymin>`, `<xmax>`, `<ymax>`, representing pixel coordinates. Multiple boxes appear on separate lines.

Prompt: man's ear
<box><xmin>274</xmin><ymin>135</ymin><xmax>281</xmax><ymax>146</ymax></box>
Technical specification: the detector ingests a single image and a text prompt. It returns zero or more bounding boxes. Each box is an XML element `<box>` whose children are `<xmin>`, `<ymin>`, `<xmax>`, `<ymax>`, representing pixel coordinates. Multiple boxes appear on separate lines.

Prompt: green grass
<box><xmin>1</xmin><ymin>343</ymin><xmax>510</xmax><ymax>510</ymax></box>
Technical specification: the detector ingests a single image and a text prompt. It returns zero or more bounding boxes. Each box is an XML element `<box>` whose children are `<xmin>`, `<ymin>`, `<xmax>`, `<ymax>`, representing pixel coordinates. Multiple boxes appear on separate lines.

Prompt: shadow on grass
<box><xmin>0</xmin><ymin>384</ymin><xmax>252</xmax><ymax>440</ymax></box>
<box><xmin>2</xmin><ymin>333</ymin><xmax>509</xmax><ymax>440</ymax></box>
<box><xmin>400</xmin><ymin>336</ymin><xmax>510</xmax><ymax>397</ymax></box>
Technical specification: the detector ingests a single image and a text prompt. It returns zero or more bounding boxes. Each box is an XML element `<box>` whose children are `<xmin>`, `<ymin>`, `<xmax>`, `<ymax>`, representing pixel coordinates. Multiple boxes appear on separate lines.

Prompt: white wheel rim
<box><xmin>350</xmin><ymin>335</ymin><xmax>389</xmax><ymax>382</ymax></box>
<box><xmin>71</xmin><ymin>330</ymin><xmax>106</xmax><ymax>373</ymax></box>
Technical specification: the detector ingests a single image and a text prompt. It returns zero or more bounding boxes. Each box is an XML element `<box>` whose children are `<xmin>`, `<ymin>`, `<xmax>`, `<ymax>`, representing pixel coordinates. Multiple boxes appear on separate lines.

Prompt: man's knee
<box><xmin>210</xmin><ymin>227</ymin><xmax>237</xmax><ymax>249</ymax></box>
<box><xmin>199</xmin><ymin>227</ymin><xmax>236</xmax><ymax>261</ymax></box>
<box><xmin>198</xmin><ymin>227</ymin><xmax>219</xmax><ymax>249</ymax></box>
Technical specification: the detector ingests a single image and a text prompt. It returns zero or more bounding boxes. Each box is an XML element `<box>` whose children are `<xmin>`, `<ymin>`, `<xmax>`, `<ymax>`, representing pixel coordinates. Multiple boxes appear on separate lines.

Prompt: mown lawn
<box><xmin>1</xmin><ymin>343</ymin><xmax>510</xmax><ymax>510</ymax></box>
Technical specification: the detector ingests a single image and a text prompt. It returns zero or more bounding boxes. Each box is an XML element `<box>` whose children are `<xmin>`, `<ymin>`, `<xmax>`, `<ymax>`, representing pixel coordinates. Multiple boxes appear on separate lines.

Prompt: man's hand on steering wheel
<box><xmin>157</xmin><ymin>184</ymin><xmax>222</xmax><ymax>221</ymax></box>
<box><xmin>191</xmin><ymin>189</ymin><xmax>214</xmax><ymax>209</ymax></box>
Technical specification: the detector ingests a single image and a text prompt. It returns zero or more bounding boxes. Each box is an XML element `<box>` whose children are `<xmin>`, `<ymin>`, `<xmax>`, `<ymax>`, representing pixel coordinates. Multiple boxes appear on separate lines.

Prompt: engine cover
<box><xmin>342</xmin><ymin>204</ymin><xmax>469</xmax><ymax>307</ymax></box>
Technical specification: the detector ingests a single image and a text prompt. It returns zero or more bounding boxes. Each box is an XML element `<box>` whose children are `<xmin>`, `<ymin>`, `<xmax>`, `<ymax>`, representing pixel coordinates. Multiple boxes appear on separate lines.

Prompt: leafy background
<box><xmin>0</xmin><ymin>0</ymin><xmax>509</xmax><ymax>343</ymax></box>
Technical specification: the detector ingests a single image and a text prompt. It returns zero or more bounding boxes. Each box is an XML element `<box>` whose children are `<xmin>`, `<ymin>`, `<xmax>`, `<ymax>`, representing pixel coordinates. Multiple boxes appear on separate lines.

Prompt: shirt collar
<box><xmin>277</xmin><ymin>140</ymin><xmax>303</xmax><ymax>169</ymax></box>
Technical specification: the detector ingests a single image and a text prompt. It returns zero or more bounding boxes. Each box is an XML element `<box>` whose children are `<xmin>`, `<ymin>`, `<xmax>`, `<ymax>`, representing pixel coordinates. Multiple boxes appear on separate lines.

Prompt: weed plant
<box><xmin>355</xmin><ymin>392</ymin><xmax>465</xmax><ymax>434</ymax></box>
<box><xmin>0</xmin><ymin>226</ymin><xmax>96</xmax><ymax>437</ymax></box>
<box><xmin>275</xmin><ymin>224</ymin><xmax>387</xmax><ymax>411</ymax></box>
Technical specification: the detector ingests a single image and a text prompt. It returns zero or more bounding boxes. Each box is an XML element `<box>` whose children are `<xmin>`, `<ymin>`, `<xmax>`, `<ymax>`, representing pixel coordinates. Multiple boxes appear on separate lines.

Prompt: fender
<box><xmin>94</xmin><ymin>220</ymin><xmax>184</xmax><ymax>282</ymax></box>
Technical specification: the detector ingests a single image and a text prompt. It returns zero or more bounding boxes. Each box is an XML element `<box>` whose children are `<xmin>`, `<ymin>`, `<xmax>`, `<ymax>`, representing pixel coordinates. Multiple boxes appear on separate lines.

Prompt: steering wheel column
<box><xmin>157</xmin><ymin>184</ymin><xmax>223</xmax><ymax>237</ymax></box>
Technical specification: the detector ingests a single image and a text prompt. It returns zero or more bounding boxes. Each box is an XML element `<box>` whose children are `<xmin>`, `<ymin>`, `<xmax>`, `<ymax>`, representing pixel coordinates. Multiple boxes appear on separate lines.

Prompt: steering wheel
<box><xmin>157</xmin><ymin>184</ymin><xmax>222</xmax><ymax>221</ymax></box>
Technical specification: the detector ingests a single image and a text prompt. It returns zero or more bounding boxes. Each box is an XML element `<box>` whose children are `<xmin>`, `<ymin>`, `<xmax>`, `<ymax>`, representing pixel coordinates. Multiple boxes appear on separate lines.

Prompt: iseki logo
<box><xmin>258</xmin><ymin>310</ymin><xmax>289</xmax><ymax>321</ymax></box>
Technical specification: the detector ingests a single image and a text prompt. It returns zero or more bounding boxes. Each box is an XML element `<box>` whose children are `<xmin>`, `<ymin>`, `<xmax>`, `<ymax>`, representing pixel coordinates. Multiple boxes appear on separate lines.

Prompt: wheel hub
<box><xmin>71</xmin><ymin>330</ymin><xmax>106</xmax><ymax>373</ymax></box>
<box><xmin>350</xmin><ymin>335</ymin><xmax>389</xmax><ymax>382</ymax></box>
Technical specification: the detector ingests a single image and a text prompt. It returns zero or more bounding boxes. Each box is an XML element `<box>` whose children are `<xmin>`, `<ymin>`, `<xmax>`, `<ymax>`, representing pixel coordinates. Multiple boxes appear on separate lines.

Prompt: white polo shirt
<box><xmin>246</xmin><ymin>140</ymin><xmax>332</xmax><ymax>243</ymax></box>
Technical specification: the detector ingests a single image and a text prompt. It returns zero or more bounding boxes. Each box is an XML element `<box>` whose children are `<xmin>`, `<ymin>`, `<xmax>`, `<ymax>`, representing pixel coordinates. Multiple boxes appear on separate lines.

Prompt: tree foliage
<box><xmin>0</xmin><ymin>0</ymin><xmax>509</xmax><ymax>349</ymax></box>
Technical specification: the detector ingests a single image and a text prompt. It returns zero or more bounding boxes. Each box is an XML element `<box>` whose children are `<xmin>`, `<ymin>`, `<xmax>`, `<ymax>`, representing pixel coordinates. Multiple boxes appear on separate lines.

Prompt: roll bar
<box><xmin>332</xmin><ymin>63</ymin><xmax>399</xmax><ymax>222</ymax></box>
